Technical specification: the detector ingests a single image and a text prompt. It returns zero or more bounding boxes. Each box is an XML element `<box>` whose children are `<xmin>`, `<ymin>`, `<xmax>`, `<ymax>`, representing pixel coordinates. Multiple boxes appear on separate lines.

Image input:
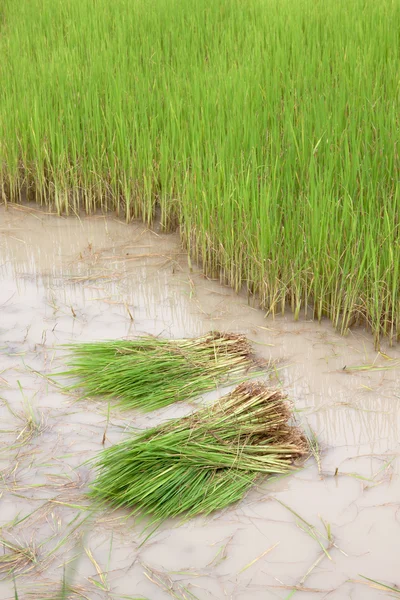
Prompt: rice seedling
<box><xmin>60</xmin><ymin>332</ymin><xmax>261</xmax><ymax>411</ymax></box>
<box><xmin>90</xmin><ymin>382</ymin><xmax>308</xmax><ymax>522</ymax></box>
<box><xmin>0</xmin><ymin>0</ymin><xmax>399</xmax><ymax>342</ymax></box>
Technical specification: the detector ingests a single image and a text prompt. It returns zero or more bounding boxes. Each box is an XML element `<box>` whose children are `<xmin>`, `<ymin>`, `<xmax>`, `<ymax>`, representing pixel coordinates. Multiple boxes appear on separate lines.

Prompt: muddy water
<box><xmin>0</xmin><ymin>204</ymin><xmax>399</xmax><ymax>600</ymax></box>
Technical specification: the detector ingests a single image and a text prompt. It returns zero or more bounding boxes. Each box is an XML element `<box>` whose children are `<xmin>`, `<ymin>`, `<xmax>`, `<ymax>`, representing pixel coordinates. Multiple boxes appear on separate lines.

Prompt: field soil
<box><xmin>0</xmin><ymin>204</ymin><xmax>399</xmax><ymax>599</ymax></box>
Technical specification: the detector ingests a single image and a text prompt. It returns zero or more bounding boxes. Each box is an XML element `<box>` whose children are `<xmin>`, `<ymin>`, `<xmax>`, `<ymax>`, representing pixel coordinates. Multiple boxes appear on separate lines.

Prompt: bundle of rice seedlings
<box><xmin>91</xmin><ymin>382</ymin><xmax>308</xmax><ymax>521</ymax></box>
<box><xmin>61</xmin><ymin>332</ymin><xmax>259</xmax><ymax>411</ymax></box>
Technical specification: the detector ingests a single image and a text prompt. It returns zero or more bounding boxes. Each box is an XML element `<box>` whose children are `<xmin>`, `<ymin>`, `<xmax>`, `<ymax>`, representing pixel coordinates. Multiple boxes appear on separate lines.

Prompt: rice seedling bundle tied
<box><xmin>91</xmin><ymin>382</ymin><xmax>308</xmax><ymax>521</ymax></box>
<box><xmin>62</xmin><ymin>332</ymin><xmax>258</xmax><ymax>411</ymax></box>
<box><xmin>1</xmin><ymin>0</ymin><xmax>399</xmax><ymax>341</ymax></box>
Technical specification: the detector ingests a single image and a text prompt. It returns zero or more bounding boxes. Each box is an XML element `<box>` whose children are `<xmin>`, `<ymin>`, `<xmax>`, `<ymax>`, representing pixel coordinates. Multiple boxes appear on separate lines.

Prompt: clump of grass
<box><xmin>60</xmin><ymin>332</ymin><xmax>260</xmax><ymax>411</ymax></box>
<box><xmin>0</xmin><ymin>538</ymin><xmax>38</xmax><ymax>579</ymax></box>
<box><xmin>0</xmin><ymin>383</ymin><xmax>47</xmax><ymax>449</ymax></box>
<box><xmin>90</xmin><ymin>381</ymin><xmax>308</xmax><ymax>522</ymax></box>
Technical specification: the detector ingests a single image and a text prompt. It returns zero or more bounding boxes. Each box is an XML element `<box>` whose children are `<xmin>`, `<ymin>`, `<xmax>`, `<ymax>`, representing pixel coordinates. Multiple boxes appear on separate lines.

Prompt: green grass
<box><xmin>90</xmin><ymin>381</ymin><xmax>308</xmax><ymax>522</ymax></box>
<box><xmin>60</xmin><ymin>332</ymin><xmax>260</xmax><ymax>411</ymax></box>
<box><xmin>0</xmin><ymin>0</ymin><xmax>399</xmax><ymax>342</ymax></box>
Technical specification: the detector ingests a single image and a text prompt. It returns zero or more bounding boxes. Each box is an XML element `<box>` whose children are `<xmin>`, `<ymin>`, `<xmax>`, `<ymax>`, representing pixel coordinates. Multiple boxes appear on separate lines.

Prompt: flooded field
<box><xmin>0</xmin><ymin>204</ymin><xmax>399</xmax><ymax>599</ymax></box>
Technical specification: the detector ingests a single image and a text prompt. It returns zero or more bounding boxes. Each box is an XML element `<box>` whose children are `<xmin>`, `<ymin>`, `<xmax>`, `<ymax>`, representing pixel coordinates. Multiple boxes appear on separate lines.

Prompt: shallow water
<box><xmin>0</xmin><ymin>204</ymin><xmax>399</xmax><ymax>599</ymax></box>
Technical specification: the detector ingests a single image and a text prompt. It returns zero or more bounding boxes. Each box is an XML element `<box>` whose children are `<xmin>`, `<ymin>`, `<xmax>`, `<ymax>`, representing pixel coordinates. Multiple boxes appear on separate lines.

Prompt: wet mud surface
<box><xmin>0</xmin><ymin>204</ymin><xmax>399</xmax><ymax>599</ymax></box>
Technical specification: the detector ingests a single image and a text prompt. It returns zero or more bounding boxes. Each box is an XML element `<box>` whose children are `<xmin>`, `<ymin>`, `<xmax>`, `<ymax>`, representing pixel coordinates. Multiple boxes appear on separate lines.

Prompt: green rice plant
<box><xmin>90</xmin><ymin>382</ymin><xmax>308</xmax><ymax>522</ymax></box>
<box><xmin>0</xmin><ymin>0</ymin><xmax>399</xmax><ymax>342</ymax></box>
<box><xmin>60</xmin><ymin>331</ymin><xmax>260</xmax><ymax>411</ymax></box>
